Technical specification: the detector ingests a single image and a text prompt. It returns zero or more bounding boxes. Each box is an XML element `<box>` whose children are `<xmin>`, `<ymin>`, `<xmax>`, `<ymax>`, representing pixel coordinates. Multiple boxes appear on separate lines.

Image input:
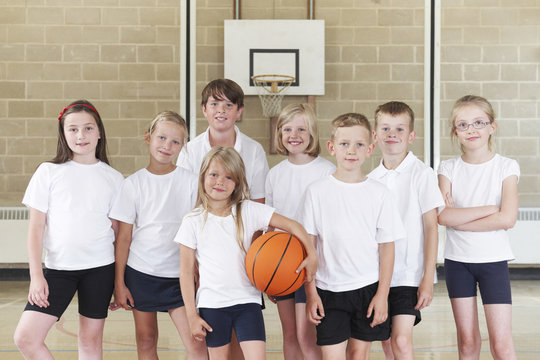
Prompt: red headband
<box><xmin>58</xmin><ymin>104</ymin><xmax>99</xmax><ymax>121</ymax></box>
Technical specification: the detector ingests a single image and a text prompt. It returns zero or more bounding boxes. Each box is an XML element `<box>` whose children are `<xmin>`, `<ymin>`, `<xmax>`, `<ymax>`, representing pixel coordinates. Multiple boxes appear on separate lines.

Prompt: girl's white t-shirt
<box><xmin>438</xmin><ymin>154</ymin><xmax>520</xmax><ymax>263</ymax></box>
<box><xmin>175</xmin><ymin>200</ymin><xmax>275</xmax><ymax>309</ymax></box>
<box><xmin>22</xmin><ymin>161</ymin><xmax>124</xmax><ymax>270</ymax></box>
<box><xmin>109</xmin><ymin>167</ymin><xmax>198</xmax><ymax>278</ymax></box>
<box><xmin>265</xmin><ymin>156</ymin><xmax>335</xmax><ymax>222</ymax></box>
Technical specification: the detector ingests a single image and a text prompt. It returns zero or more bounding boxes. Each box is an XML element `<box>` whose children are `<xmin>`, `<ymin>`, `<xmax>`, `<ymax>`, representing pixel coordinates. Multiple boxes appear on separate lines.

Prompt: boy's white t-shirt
<box><xmin>176</xmin><ymin>200</ymin><xmax>275</xmax><ymax>309</ymax></box>
<box><xmin>177</xmin><ymin>126</ymin><xmax>269</xmax><ymax>199</ymax></box>
<box><xmin>438</xmin><ymin>154</ymin><xmax>520</xmax><ymax>263</ymax></box>
<box><xmin>109</xmin><ymin>167</ymin><xmax>197</xmax><ymax>278</ymax></box>
<box><xmin>22</xmin><ymin>161</ymin><xmax>124</xmax><ymax>270</ymax></box>
<box><xmin>298</xmin><ymin>175</ymin><xmax>406</xmax><ymax>292</ymax></box>
<box><xmin>368</xmin><ymin>152</ymin><xmax>444</xmax><ymax>287</ymax></box>
<box><xmin>265</xmin><ymin>156</ymin><xmax>335</xmax><ymax>221</ymax></box>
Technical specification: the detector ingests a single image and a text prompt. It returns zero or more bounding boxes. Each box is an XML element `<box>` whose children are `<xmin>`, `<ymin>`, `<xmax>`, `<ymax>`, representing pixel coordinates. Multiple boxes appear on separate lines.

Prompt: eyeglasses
<box><xmin>455</xmin><ymin>120</ymin><xmax>491</xmax><ymax>132</ymax></box>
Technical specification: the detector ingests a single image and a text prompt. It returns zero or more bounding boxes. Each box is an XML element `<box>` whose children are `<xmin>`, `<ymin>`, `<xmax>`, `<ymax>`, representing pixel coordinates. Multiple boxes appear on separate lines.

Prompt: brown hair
<box><xmin>450</xmin><ymin>95</ymin><xmax>496</xmax><ymax>152</ymax></box>
<box><xmin>201</xmin><ymin>79</ymin><xmax>244</xmax><ymax>109</ymax></box>
<box><xmin>330</xmin><ymin>113</ymin><xmax>371</xmax><ymax>141</ymax></box>
<box><xmin>275</xmin><ymin>103</ymin><xmax>321</xmax><ymax>157</ymax></box>
<box><xmin>52</xmin><ymin>100</ymin><xmax>109</xmax><ymax>164</ymax></box>
<box><xmin>374</xmin><ymin>101</ymin><xmax>415</xmax><ymax>130</ymax></box>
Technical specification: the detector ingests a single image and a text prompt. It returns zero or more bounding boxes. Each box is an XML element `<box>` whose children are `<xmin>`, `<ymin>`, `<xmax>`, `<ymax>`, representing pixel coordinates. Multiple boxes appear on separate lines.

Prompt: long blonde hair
<box><xmin>195</xmin><ymin>146</ymin><xmax>250</xmax><ymax>251</ymax></box>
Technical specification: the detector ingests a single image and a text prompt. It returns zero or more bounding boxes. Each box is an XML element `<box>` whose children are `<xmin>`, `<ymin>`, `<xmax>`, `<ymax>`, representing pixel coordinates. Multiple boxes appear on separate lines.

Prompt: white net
<box><xmin>252</xmin><ymin>75</ymin><xmax>295</xmax><ymax>117</ymax></box>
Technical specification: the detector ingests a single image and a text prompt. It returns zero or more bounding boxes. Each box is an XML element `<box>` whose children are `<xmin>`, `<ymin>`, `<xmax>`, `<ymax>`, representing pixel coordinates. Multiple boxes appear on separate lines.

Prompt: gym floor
<box><xmin>1</xmin><ymin>279</ymin><xmax>539</xmax><ymax>359</ymax></box>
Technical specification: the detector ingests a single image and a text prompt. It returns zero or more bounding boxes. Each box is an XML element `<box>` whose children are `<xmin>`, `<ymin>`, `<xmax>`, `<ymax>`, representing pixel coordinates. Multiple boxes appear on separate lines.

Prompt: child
<box><xmin>265</xmin><ymin>103</ymin><xmax>334</xmax><ymax>360</ymax></box>
<box><xmin>368</xmin><ymin>101</ymin><xmax>444</xmax><ymax>359</ymax></box>
<box><xmin>299</xmin><ymin>113</ymin><xmax>405</xmax><ymax>360</ymax></box>
<box><xmin>108</xmin><ymin>111</ymin><xmax>207</xmax><ymax>359</ymax></box>
<box><xmin>176</xmin><ymin>146</ymin><xmax>318</xmax><ymax>360</ymax></box>
<box><xmin>438</xmin><ymin>95</ymin><xmax>519</xmax><ymax>360</ymax></box>
<box><xmin>13</xmin><ymin>100</ymin><xmax>124</xmax><ymax>358</ymax></box>
<box><xmin>177</xmin><ymin>78</ymin><xmax>268</xmax><ymax>203</ymax></box>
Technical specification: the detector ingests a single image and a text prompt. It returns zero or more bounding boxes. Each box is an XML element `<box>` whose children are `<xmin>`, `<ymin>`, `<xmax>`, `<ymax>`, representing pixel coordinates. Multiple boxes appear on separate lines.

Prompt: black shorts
<box><xmin>124</xmin><ymin>265</ymin><xmax>184</xmax><ymax>312</ymax></box>
<box><xmin>445</xmin><ymin>259</ymin><xmax>512</xmax><ymax>305</ymax></box>
<box><xmin>388</xmin><ymin>286</ymin><xmax>421</xmax><ymax>326</ymax></box>
<box><xmin>24</xmin><ymin>263</ymin><xmax>115</xmax><ymax>320</ymax></box>
<box><xmin>274</xmin><ymin>284</ymin><xmax>307</xmax><ymax>304</ymax></box>
<box><xmin>316</xmin><ymin>282</ymin><xmax>390</xmax><ymax>346</ymax></box>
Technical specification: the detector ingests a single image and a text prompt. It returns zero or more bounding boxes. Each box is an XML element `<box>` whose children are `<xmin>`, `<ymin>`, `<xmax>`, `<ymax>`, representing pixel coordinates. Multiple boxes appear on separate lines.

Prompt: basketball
<box><xmin>245</xmin><ymin>231</ymin><xmax>307</xmax><ymax>296</ymax></box>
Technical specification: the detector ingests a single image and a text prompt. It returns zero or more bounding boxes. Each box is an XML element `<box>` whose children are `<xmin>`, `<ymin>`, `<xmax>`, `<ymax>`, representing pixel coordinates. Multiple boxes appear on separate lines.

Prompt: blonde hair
<box><xmin>330</xmin><ymin>113</ymin><xmax>371</xmax><ymax>141</ymax></box>
<box><xmin>374</xmin><ymin>101</ymin><xmax>415</xmax><ymax>131</ymax></box>
<box><xmin>195</xmin><ymin>146</ymin><xmax>250</xmax><ymax>252</ymax></box>
<box><xmin>147</xmin><ymin>111</ymin><xmax>188</xmax><ymax>146</ymax></box>
<box><xmin>450</xmin><ymin>95</ymin><xmax>495</xmax><ymax>153</ymax></box>
<box><xmin>275</xmin><ymin>103</ymin><xmax>321</xmax><ymax>157</ymax></box>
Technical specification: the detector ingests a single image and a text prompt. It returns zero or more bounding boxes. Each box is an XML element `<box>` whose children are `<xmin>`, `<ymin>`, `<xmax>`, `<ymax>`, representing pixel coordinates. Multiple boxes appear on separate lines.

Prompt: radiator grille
<box><xmin>0</xmin><ymin>207</ymin><xmax>29</xmax><ymax>220</ymax></box>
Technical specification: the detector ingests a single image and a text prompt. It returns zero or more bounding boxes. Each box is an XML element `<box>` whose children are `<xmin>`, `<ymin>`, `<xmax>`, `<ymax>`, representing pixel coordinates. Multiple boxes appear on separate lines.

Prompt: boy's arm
<box><xmin>268</xmin><ymin>213</ymin><xmax>318</xmax><ymax>282</ymax></box>
<box><xmin>367</xmin><ymin>241</ymin><xmax>394</xmax><ymax>328</ymax></box>
<box><xmin>452</xmin><ymin>176</ymin><xmax>519</xmax><ymax>232</ymax></box>
<box><xmin>437</xmin><ymin>174</ymin><xmax>499</xmax><ymax>227</ymax></box>
<box><xmin>303</xmin><ymin>234</ymin><xmax>324</xmax><ymax>325</ymax></box>
<box><xmin>416</xmin><ymin>208</ymin><xmax>438</xmax><ymax>310</ymax></box>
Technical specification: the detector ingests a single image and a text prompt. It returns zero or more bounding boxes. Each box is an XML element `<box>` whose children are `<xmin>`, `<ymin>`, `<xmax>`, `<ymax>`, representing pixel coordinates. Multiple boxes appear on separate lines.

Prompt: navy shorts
<box><xmin>199</xmin><ymin>303</ymin><xmax>266</xmax><ymax>348</ymax></box>
<box><xmin>274</xmin><ymin>284</ymin><xmax>307</xmax><ymax>304</ymax></box>
<box><xmin>24</xmin><ymin>263</ymin><xmax>115</xmax><ymax>320</ymax></box>
<box><xmin>444</xmin><ymin>259</ymin><xmax>512</xmax><ymax>305</ymax></box>
<box><xmin>124</xmin><ymin>265</ymin><xmax>184</xmax><ymax>312</ymax></box>
<box><xmin>388</xmin><ymin>286</ymin><xmax>421</xmax><ymax>326</ymax></box>
<box><xmin>316</xmin><ymin>282</ymin><xmax>390</xmax><ymax>346</ymax></box>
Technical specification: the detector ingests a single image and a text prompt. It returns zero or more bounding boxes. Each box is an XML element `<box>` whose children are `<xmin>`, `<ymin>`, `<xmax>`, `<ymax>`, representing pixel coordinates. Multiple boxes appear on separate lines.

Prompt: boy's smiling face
<box><xmin>327</xmin><ymin>125</ymin><xmax>374</xmax><ymax>173</ymax></box>
<box><xmin>373</xmin><ymin>112</ymin><xmax>416</xmax><ymax>157</ymax></box>
<box><xmin>202</xmin><ymin>94</ymin><xmax>243</xmax><ymax>133</ymax></box>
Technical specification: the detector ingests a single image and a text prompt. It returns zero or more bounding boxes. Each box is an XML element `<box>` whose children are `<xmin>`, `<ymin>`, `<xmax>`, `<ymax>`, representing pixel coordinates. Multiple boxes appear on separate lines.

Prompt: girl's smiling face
<box><xmin>453</xmin><ymin>105</ymin><xmax>496</xmax><ymax>152</ymax></box>
<box><xmin>204</xmin><ymin>159</ymin><xmax>236</xmax><ymax>205</ymax></box>
<box><xmin>63</xmin><ymin>112</ymin><xmax>100</xmax><ymax>164</ymax></box>
<box><xmin>281</xmin><ymin>115</ymin><xmax>311</xmax><ymax>155</ymax></box>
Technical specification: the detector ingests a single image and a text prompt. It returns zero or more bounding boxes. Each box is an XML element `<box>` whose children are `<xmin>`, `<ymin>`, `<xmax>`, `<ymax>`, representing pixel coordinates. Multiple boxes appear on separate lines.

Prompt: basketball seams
<box><xmin>263</xmin><ymin>233</ymin><xmax>292</xmax><ymax>293</ymax></box>
<box><xmin>250</xmin><ymin>232</ymin><xmax>281</xmax><ymax>288</ymax></box>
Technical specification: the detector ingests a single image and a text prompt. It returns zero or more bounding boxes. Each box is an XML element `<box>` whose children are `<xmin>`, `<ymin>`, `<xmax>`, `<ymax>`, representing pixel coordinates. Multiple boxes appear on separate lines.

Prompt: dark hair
<box><xmin>374</xmin><ymin>101</ymin><xmax>415</xmax><ymax>130</ymax></box>
<box><xmin>201</xmin><ymin>79</ymin><xmax>244</xmax><ymax>109</ymax></box>
<box><xmin>51</xmin><ymin>100</ymin><xmax>110</xmax><ymax>164</ymax></box>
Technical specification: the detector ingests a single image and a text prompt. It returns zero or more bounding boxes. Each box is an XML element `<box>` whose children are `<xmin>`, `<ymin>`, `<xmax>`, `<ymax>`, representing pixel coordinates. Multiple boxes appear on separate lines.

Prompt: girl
<box><xmin>108</xmin><ymin>111</ymin><xmax>208</xmax><ymax>359</ymax></box>
<box><xmin>13</xmin><ymin>100</ymin><xmax>124</xmax><ymax>359</ymax></box>
<box><xmin>177</xmin><ymin>146</ymin><xmax>318</xmax><ymax>360</ymax></box>
<box><xmin>438</xmin><ymin>95</ymin><xmax>519</xmax><ymax>360</ymax></box>
<box><xmin>265</xmin><ymin>103</ymin><xmax>334</xmax><ymax>360</ymax></box>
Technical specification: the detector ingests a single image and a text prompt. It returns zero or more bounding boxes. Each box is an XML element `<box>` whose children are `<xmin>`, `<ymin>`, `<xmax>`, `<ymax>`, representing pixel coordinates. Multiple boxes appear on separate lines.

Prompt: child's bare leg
<box><xmin>346</xmin><ymin>338</ymin><xmax>371</xmax><ymax>360</ymax></box>
<box><xmin>277</xmin><ymin>298</ymin><xmax>302</xmax><ymax>360</ymax></box>
<box><xmin>78</xmin><ymin>315</ymin><xmax>105</xmax><ymax>359</ymax></box>
<box><xmin>169</xmin><ymin>306</ymin><xmax>208</xmax><ymax>359</ymax></box>
<box><xmin>14</xmin><ymin>311</ymin><xmax>56</xmax><ymax>360</ymax></box>
<box><xmin>295</xmin><ymin>302</ymin><xmax>321</xmax><ymax>359</ymax></box>
<box><xmin>381</xmin><ymin>339</ymin><xmax>394</xmax><ymax>360</ymax></box>
<box><xmin>132</xmin><ymin>310</ymin><xmax>159</xmax><ymax>359</ymax></box>
<box><xmin>450</xmin><ymin>297</ymin><xmax>481</xmax><ymax>360</ymax></box>
<box><xmin>229</xmin><ymin>330</ymin><xmax>245</xmax><ymax>360</ymax></box>
<box><xmin>321</xmin><ymin>340</ymin><xmax>347</xmax><ymax>360</ymax></box>
<box><xmin>208</xmin><ymin>343</ymin><xmax>230</xmax><ymax>360</ymax></box>
<box><xmin>239</xmin><ymin>340</ymin><xmax>266</xmax><ymax>360</ymax></box>
<box><xmin>389</xmin><ymin>315</ymin><xmax>415</xmax><ymax>360</ymax></box>
<box><xmin>484</xmin><ymin>304</ymin><xmax>516</xmax><ymax>360</ymax></box>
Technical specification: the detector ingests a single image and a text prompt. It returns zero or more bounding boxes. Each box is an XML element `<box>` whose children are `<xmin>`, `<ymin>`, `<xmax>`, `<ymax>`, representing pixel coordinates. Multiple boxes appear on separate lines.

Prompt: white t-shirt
<box><xmin>368</xmin><ymin>152</ymin><xmax>444</xmax><ymax>287</ymax></box>
<box><xmin>109</xmin><ymin>167</ymin><xmax>197</xmax><ymax>278</ymax></box>
<box><xmin>22</xmin><ymin>161</ymin><xmax>124</xmax><ymax>270</ymax></box>
<box><xmin>265</xmin><ymin>156</ymin><xmax>335</xmax><ymax>221</ymax></box>
<box><xmin>298</xmin><ymin>176</ymin><xmax>406</xmax><ymax>292</ymax></box>
<box><xmin>438</xmin><ymin>154</ymin><xmax>520</xmax><ymax>263</ymax></box>
<box><xmin>175</xmin><ymin>200</ymin><xmax>275</xmax><ymax>309</ymax></box>
<box><xmin>177</xmin><ymin>126</ymin><xmax>269</xmax><ymax>199</ymax></box>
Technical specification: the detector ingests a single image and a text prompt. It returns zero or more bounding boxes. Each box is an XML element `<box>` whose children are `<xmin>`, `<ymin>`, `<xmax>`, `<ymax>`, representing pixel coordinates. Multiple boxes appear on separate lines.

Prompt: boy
<box><xmin>300</xmin><ymin>113</ymin><xmax>405</xmax><ymax>360</ymax></box>
<box><xmin>368</xmin><ymin>101</ymin><xmax>444</xmax><ymax>360</ymax></box>
<box><xmin>177</xmin><ymin>78</ymin><xmax>268</xmax><ymax>203</ymax></box>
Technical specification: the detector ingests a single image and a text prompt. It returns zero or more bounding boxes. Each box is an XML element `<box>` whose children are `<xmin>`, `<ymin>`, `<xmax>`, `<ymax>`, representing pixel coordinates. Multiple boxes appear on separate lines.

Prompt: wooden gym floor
<box><xmin>1</xmin><ymin>280</ymin><xmax>540</xmax><ymax>359</ymax></box>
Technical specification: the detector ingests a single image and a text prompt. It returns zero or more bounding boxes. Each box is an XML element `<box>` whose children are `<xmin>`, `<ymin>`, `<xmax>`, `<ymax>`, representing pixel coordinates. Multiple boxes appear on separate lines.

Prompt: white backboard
<box><xmin>224</xmin><ymin>20</ymin><xmax>325</xmax><ymax>96</ymax></box>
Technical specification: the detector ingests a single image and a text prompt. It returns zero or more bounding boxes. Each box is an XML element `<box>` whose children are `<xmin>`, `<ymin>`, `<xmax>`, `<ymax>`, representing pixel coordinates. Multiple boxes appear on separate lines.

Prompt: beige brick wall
<box><xmin>440</xmin><ymin>3</ymin><xmax>540</xmax><ymax>206</ymax></box>
<box><xmin>1</xmin><ymin>1</ymin><xmax>539</xmax><ymax>207</ymax></box>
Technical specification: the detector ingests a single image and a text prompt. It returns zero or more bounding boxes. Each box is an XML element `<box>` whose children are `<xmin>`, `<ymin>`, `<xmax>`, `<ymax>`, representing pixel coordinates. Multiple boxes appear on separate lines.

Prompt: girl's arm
<box><xmin>268</xmin><ymin>213</ymin><xmax>318</xmax><ymax>282</ymax></box>
<box><xmin>112</xmin><ymin>221</ymin><xmax>134</xmax><ymax>310</ymax></box>
<box><xmin>179</xmin><ymin>244</ymin><xmax>212</xmax><ymax>341</ymax></box>
<box><xmin>27</xmin><ymin>208</ymin><xmax>49</xmax><ymax>308</ymax></box>
<box><xmin>453</xmin><ymin>175</ymin><xmax>519</xmax><ymax>232</ymax></box>
<box><xmin>367</xmin><ymin>241</ymin><xmax>394</xmax><ymax>328</ymax></box>
<box><xmin>416</xmin><ymin>208</ymin><xmax>438</xmax><ymax>310</ymax></box>
<box><xmin>437</xmin><ymin>174</ymin><xmax>499</xmax><ymax>227</ymax></box>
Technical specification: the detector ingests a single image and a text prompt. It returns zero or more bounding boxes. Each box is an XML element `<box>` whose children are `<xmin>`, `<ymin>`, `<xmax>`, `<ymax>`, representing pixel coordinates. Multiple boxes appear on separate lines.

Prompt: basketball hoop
<box><xmin>252</xmin><ymin>74</ymin><xmax>295</xmax><ymax>118</ymax></box>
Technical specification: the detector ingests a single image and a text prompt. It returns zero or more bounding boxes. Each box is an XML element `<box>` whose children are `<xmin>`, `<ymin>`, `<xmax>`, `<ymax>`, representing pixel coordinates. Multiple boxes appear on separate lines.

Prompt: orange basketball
<box><xmin>245</xmin><ymin>231</ymin><xmax>307</xmax><ymax>296</ymax></box>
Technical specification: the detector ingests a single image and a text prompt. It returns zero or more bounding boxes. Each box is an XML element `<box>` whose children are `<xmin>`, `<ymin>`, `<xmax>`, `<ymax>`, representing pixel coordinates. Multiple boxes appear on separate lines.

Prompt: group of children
<box><xmin>13</xmin><ymin>78</ymin><xmax>519</xmax><ymax>360</ymax></box>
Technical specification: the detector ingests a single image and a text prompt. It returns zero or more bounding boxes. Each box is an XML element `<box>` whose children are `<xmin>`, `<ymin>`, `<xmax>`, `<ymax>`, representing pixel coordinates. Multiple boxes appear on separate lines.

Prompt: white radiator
<box><xmin>0</xmin><ymin>207</ymin><xmax>29</xmax><ymax>264</ymax></box>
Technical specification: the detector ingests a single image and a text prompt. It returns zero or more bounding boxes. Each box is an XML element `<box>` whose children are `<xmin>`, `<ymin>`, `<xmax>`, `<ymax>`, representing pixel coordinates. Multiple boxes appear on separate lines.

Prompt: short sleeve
<box><xmin>249</xmin><ymin>145</ymin><xmax>269</xmax><ymax>200</ymax></box>
<box><xmin>22</xmin><ymin>163</ymin><xmax>51</xmax><ymax>213</ymax></box>
<box><xmin>244</xmin><ymin>201</ymin><xmax>275</xmax><ymax>236</ymax></box>
<box><xmin>176</xmin><ymin>145</ymin><xmax>193</xmax><ymax>172</ymax></box>
<box><xmin>437</xmin><ymin>159</ymin><xmax>453</xmax><ymax>180</ymax></box>
<box><xmin>418</xmin><ymin>167</ymin><xmax>445</xmax><ymax>214</ymax></box>
<box><xmin>375</xmin><ymin>191</ymin><xmax>406</xmax><ymax>244</ymax></box>
<box><xmin>503</xmin><ymin>158</ymin><xmax>520</xmax><ymax>182</ymax></box>
<box><xmin>175</xmin><ymin>213</ymin><xmax>198</xmax><ymax>248</ymax></box>
<box><xmin>109</xmin><ymin>178</ymin><xmax>137</xmax><ymax>224</ymax></box>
